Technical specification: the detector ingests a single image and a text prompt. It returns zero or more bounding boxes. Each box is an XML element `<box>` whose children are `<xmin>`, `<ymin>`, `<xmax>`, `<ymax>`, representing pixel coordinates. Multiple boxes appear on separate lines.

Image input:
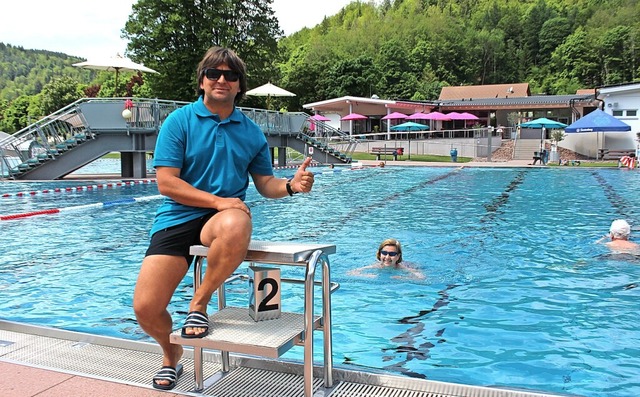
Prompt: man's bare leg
<box><xmin>134</xmin><ymin>254</ymin><xmax>188</xmax><ymax>386</ymax></box>
<box><xmin>182</xmin><ymin>209</ymin><xmax>252</xmax><ymax>337</ymax></box>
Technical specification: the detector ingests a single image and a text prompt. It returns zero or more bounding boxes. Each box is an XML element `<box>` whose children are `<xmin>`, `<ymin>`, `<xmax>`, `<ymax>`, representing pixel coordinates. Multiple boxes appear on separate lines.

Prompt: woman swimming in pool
<box><xmin>349</xmin><ymin>238</ymin><xmax>425</xmax><ymax>279</ymax></box>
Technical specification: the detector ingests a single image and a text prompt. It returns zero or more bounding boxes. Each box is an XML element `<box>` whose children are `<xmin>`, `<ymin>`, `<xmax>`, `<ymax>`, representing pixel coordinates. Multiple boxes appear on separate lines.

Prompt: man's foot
<box><xmin>154</xmin><ymin>344</ymin><xmax>183</xmax><ymax>389</ymax></box>
<box><xmin>180</xmin><ymin>311</ymin><xmax>210</xmax><ymax>339</ymax></box>
<box><xmin>152</xmin><ymin>364</ymin><xmax>183</xmax><ymax>390</ymax></box>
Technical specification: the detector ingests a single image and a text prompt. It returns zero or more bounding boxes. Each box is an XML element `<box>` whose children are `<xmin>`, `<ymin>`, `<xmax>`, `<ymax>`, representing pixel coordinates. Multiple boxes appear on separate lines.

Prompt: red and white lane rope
<box><xmin>1</xmin><ymin>179</ymin><xmax>157</xmax><ymax>198</ymax></box>
<box><xmin>0</xmin><ymin>194</ymin><xmax>164</xmax><ymax>221</ymax></box>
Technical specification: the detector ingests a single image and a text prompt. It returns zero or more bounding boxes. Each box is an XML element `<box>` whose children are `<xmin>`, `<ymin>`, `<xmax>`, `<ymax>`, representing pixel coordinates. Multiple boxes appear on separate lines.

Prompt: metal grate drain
<box><xmin>0</xmin><ymin>323</ymin><xmax>578</xmax><ymax>397</ymax></box>
<box><xmin>205</xmin><ymin>366</ymin><xmax>324</xmax><ymax>397</ymax></box>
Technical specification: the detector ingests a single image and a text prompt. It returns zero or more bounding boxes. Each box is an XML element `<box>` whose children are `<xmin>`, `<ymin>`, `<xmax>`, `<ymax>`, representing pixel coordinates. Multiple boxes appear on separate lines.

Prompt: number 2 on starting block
<box><xmin>248</xmin><ymin>266</ymin><xmax>281</xmax><ymax>321</ymax></box>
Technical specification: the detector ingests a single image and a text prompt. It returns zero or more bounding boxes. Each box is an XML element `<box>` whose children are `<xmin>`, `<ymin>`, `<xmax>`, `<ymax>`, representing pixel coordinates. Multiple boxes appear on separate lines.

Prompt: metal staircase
<box><xmin>298</xmin><ymin>119</ymin><xmax>358</xmax><ymax>163</ymax></box>
<box><xmin>0</xmin><ymin>99</ymin><xmax>356</xmax><ymax>180</ymax></box>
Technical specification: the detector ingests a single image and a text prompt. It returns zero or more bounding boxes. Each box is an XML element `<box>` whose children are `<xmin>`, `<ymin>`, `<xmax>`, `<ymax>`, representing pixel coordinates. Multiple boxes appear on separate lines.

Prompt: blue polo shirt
<box><xmin>150</xmin><ymin>97</ymin><xmax>273</xmax><ymax>235</ymax></box>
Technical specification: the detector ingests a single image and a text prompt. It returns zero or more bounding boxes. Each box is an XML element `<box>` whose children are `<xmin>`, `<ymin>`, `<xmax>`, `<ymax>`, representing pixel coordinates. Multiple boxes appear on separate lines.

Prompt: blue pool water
<box><xmin>2</xmin><ymin>161</ymin><xmax>640</xmax><ymax>397</ymax></box>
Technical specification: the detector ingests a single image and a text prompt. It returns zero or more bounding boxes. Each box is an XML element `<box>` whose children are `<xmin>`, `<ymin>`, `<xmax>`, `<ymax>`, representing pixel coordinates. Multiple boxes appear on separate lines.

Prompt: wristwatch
<box><xmin>286</xmin><ymin>178</ymin><xmax>298</xmax><ymax>196</ymax></box>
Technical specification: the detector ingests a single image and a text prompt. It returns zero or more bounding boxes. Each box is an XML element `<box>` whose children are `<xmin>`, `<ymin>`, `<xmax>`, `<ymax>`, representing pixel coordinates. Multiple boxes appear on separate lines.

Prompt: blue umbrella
<box><xmin>565</xmin><ymin>109</ymin><xmax>630</xmax><ymax>132</ymax></box>
<box><xmin>520</xmin><ymin>117</ymin><xmax>567</xmax><ymax>151</ymax></box>
<box><xmin>390</xmin><ymin>121</ymin><xmax>429</xmax><ymax>131</ymax></box>
<box><xmin>565</xmin><ymin>109</ymin><xmax>631</xmax><ymax>159</ymax></box>
<box><xmin>519</xmin><ymin>117</ymin><xmax>567</xmax><ymax>129</ymax></box>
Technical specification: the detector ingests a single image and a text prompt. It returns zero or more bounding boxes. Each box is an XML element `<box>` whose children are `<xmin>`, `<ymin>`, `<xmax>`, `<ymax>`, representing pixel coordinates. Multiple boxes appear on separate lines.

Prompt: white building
<box><xmin>599</xmin><ymin>82</ymin><xmax>640</xmax><ymax>140</ymax></box>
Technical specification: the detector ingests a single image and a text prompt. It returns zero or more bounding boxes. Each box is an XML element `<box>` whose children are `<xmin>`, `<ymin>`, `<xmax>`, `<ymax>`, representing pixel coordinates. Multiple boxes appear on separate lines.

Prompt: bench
<box><xmin>598</xmin><ymin>149</ymin><xmax>636</xmax><ymax>160</ymax></box>
<box><xmin>370</xmin><ymin>147</ymin><xmax>404</xmax><ymax>160</ymax></box>
<box><xmin>170</xmin><ymin>240</ymin><xmax>337</xmax><ymax>396</ymax></box>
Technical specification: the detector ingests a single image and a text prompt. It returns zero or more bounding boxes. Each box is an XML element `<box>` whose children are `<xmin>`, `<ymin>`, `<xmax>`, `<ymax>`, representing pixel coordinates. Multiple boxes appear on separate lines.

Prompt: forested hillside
<box><xmin>1</xmin><ymin>0</ymin><xmax>639</xmax><ymax>133</ymax></box>
<box><xmin>277</xmin><ymin>0</ymin><xmax>640</xmax><ymax>108</ymax></box>
<box><xmin>0</xmin><ymin>43</ymin><xmax>90</xmax><ymax>101</ymax></box>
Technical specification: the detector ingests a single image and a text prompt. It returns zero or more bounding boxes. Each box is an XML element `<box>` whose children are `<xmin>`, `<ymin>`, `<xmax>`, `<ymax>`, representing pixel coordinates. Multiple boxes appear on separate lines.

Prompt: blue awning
<box><xmin>565</xmin><ymin>109</ymin><xmax>631</xmax><ymax>132</ymax></box>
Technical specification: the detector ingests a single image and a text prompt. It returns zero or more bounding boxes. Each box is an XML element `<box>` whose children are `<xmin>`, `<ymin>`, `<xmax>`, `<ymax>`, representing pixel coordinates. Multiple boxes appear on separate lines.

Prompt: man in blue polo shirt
<box><xmin>133</xmin><ymin>46</ymin><xmax>315</xmax><ymax>390</ymax></box>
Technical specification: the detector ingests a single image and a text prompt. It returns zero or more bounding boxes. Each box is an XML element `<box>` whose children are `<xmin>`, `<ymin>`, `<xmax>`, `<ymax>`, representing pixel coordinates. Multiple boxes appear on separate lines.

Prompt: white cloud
<box><xmin>0</xmin><ymin>0</ymin><xmax>354</xmax><ymax>59</ymax></box>
<box><xmin>272</xmin><ymin>0</ymin><xmax>354</xmax><ymax>35</ymax></box>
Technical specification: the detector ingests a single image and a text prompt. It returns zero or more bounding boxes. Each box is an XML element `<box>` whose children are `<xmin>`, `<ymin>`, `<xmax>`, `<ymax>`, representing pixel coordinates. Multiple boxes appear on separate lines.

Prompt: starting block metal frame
<box><xmin>169</xmin><ymin>240</ymin><xmax>337</xmax><ymax>396</ymax></box>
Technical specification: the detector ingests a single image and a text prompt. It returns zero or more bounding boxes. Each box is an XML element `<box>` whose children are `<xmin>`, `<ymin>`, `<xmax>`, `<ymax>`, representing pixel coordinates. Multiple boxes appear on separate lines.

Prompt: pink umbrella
<box><xmin>310</xmin><ymin>114</ymin><xmax>331</xmax><ymax>121</ymax></box>
<box><xmin>341</xmin><ymin>113</ymin><xmax>368</xmax><ymax>121</ymax></box>
<box><xmin>406</xmin><ymin>112</ymin><xmax>431</xmax><ymax>120</ymax></box>
<box><xmin>424</xmin><ymin>111</ymin><xmax>452</xmax><ymax>121</ymax></box>
<box><xmin>381</xmin><ymin>112</ymin><xmax>407</xmax><ymax>120</ymax></box>
<box><xmin>445</xmin><ymin>112</ymin><xmax>466</xmax><ymax>120</ymax></box>
<box><xmin>458</xmin><ymin>112</ymin><xmax>479</xmax><ymax>120</ymax></box>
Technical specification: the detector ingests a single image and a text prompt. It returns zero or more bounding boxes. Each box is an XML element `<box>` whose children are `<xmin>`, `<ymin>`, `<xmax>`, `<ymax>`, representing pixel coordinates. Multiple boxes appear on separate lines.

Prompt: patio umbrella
<box><xmin>381</xmin><ymin>112</ymin><xmax>408</xmax><ymax>120</ymax></box>
<box><xmin>246</xmin><ymin>82</ymin><xmax>296</xmax><ymax>110</ymax></box>
<box><xmin>390</xmin><ymin>121</ymin><xmax>429</xmax><ymax>131</ymax></box>
<box><xmin>309</xmin><ymin>114</ymin><xmax>331</xmax><ymax>121</ymax></box>
<box><xmin>423</xmin><ymin>111</ymin><xmax>452</xmax><ymax>121</ymax></box>
<box><xmin>519</xmin><ymin>117</ymin><xmax>567</xmax><ymax>129</ymax></box>
<box><xmin>445</xmin><ymin>112</ymin><xmax>466</xmax><ymax>120</ymax></box>
<box><xmin>445</xmin><ymin>112</ymin><xmax>469</xmax><ymax>128</ymax></box>
<box><xmin>565</xmin><ymin>109</ymin><xmax>631</xmax><ymax>159</ymax></box>
<box><xmin>565</xmin><ymin>109</ymin><xmax>630</xmax><ymax>133</ymax></box>
<box><xmin>458</xmin><ymin>112</ymin><xmax>480</xmax><ymax>120</ymax></box>
<box><xmin>309</xmin><ymin>114</ymin><xmax>330</xmax><ymax>135</ymax></box>
<box><xmin>73</xmin><ymin>53</ymin><xmax>158</xmax><ymax>96</ymax></box>
<box><xmin>341</xmin><ymin>113</ymin><xmax>368</xmax><ymax>121</ymax></box>
<box><xmin>406</xmin><ymin>112</ymin><xmax>430</xmax><ymax>120</ymax></box>
<box><xmin>520</xmin><ymin>117</ymin><xmax>568</xmax><ymax>151</ymax></box>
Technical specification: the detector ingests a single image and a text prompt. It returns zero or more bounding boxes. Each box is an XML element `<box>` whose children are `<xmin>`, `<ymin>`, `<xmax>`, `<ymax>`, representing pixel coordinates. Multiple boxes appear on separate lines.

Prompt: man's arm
<box><xmin>156</xmin><ymin>167</ymin><xmax>250</xmax><ymax>215</ymax></box>
<box><xmin>252</xmin><ymin>157</ymin><xmax>315</xmax><ymax>198</ymax></box>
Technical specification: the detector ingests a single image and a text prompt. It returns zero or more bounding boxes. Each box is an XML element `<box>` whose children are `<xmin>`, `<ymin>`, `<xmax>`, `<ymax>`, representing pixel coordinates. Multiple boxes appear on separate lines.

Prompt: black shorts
<box><xmin>145</xmin><ymin>211</ymin><xmax>217</xmax><ymax>266</ymax></box>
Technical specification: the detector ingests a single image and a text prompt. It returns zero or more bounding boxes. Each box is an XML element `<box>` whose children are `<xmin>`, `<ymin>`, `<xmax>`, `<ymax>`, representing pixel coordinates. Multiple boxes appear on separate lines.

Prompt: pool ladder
<box><xmin>170</xmin><ymin>240</ymin><xmax>338</xmax><ymax>396</ymax></box>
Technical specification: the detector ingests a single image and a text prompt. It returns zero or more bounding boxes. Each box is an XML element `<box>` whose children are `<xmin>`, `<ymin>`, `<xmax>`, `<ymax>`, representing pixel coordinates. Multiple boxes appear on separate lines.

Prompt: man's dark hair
<box><xmin>196</xmin><ymin>47</ymin><xmax>247</xmax><ymax>104</ymax></box>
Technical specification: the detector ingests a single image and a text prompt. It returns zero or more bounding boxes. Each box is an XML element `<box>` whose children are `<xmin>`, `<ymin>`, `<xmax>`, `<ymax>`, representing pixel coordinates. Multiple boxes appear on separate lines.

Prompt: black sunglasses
<box><xmin>204</xmin><ymin>68</ymin><xmax>241</xmax><ymax>82</ymax></box>
<box><xmin>380</xmin><ymin>250</ymin><xmax>398</xmax><ymax>257</ymax></box>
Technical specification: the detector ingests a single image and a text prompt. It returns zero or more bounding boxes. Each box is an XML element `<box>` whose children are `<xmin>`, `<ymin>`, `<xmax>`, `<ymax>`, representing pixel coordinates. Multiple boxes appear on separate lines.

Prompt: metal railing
<box><xmin>2</xmin><ymin>98</ymin><xmax>356</xmax><ymax>179</ymax></box>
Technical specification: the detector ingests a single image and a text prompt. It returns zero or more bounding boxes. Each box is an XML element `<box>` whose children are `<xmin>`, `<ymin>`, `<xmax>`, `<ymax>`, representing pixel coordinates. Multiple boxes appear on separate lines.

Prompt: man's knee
<box><xmin>202</xmin><ymin>210</ymin><xmax>252</xmax><ymax>244</ymax></box>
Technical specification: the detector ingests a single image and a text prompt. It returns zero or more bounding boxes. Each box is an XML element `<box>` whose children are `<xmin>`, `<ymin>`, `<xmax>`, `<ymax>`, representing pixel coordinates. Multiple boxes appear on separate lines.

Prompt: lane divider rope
<box><xmin>1</xmin><ymin>179</ymin><xmax>157</xmax><ymax>198</ymax></box>
<box><xmin>0</xmin><ymin>194</ymin><xmax>164</xmax><ymax>221</ymax></box>
<box><xmin>1</xmin><ymin>165</ymin><xmax>367</xmax><ymax>220</ymax></box>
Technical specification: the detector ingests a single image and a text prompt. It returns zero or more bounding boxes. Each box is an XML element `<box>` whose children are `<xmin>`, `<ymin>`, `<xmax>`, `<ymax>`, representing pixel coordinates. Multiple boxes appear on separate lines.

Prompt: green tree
<box><xmin>39</xmin><ymin>76</ymin><xmax>83</xmax><ymax>115</ymax></box>
<box><xmin>2</xmin><ymin>95</ymin><xmax>33</xmax><ymax>132</ymax></box>
<box><xmin>598</xmin><ymin>26</ymin><xmax>638</xmax><ymax>85</ymax></box>
<box><xmin>323</xmin><ymin>56</ymin><xmax>380</xmax><ymax>99</ymax></box>
<box><xmin>521</xmin><ymin>0</ymin><xmax>557</xmax><ymax>66</ymax></box>
<box><xmin>0</xmin><ymin>98</ymin><xmax>7</xmax><ymax>131</ymax></box>
<box><xmin>123</xmin><ymin>0</ymin><xmax>281</xmax><ymax>101</ymax></box>
<box><xmin>551</xmin><ymin>27</ymin><xmax>601</xmax><ymax>87</ymax></box>
<box><xmin>539</xmin><ymin>17</ymin><xmax>572</xmax><ymax>60</ymax></box>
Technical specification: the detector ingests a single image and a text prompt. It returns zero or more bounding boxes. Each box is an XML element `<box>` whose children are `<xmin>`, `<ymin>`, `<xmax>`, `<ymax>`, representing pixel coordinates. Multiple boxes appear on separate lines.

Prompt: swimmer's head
<box><xmin>610</xmin><ymin>219</ymin><xmax>631</xmax><ymax>239</ymax></box>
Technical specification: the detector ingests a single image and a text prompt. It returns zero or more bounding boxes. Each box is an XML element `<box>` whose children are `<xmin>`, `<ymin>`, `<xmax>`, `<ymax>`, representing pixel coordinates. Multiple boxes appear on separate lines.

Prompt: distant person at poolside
<box><xmin>348</xmin><ymin>238</ymin><xmax>425</xmax><ymax>279</ymax></box>
<box><xmin>531</xmin><ymin>149</ymin><xmax>548</xmax><ymax>165</ymax></box>
<box><xmin>602</xmin><ymin>219</ymin><xmax>640</xmax><ymax>253</ymax></box>
<box><xmin>133</xmin><ymin>46</ymin><xmax>315</xmax><ymax>391</ymax></box>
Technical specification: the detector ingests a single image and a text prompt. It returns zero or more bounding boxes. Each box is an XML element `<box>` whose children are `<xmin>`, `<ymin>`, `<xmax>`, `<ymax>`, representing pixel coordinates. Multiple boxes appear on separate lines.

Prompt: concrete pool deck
<box><xmin>0</xmin><ymin>361</ymin><xmax>176</xmax><ymax>397</ymax></box>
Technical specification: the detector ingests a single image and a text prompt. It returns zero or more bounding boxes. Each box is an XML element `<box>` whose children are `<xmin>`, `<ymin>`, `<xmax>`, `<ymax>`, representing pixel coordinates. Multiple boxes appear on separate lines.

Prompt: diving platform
<box><xmin>0</xmin><ymin>98</ymin><xmax>356</xmax><ymax>180</ymax></box>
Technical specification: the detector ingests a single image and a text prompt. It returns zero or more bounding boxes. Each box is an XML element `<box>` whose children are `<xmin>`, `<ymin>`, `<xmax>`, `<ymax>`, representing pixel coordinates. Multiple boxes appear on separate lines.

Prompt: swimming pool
<box><xmin>1</xmin><ymin>162</ymin><xmax>639</xmax><ymax>397</ymax></box>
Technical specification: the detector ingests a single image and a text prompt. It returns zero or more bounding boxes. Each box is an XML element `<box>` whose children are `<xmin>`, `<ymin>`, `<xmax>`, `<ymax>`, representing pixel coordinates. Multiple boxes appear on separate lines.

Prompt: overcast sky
<box><xmin>0</xmin><ymin>0</ymin><xmax>356</xmax><ymax>60</ymax></box>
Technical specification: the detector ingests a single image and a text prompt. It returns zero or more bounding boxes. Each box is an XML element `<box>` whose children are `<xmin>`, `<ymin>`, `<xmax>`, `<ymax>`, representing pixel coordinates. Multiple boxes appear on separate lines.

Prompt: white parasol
<box><xmin>73</xmin><ymin>54</ymin><xmax>158</xmax><ymax>96</ymax></box>
<box><xmin>246</xmin><ymin>82</ymin><xmax>296</xmax><ymax>109</ymax></box>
